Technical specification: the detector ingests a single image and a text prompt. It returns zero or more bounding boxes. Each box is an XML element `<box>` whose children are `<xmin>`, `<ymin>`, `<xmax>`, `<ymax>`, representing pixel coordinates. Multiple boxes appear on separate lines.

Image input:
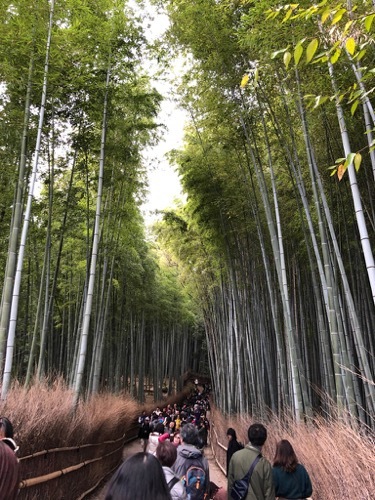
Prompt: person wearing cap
<box><xmin>138</xmin><ymin>416</ymin><xmax>151</xmax><ymax>453</ymax></box>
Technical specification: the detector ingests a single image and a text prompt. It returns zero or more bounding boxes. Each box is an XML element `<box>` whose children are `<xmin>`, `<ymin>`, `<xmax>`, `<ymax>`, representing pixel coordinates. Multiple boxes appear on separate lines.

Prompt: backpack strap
<box><xmin>167</xmin><ymin>476</ymin><xmax>180</xmax><ymax>491</ymax></box>
<box><xmin>244</xmin><ymin>454</ymin><xmax>262</xmax><ymax>481</ymax></box>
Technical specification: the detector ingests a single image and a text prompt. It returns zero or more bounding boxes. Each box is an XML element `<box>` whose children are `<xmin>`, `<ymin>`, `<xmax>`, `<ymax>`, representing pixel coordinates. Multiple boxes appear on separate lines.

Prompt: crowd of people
<box><xmin>0</xmin><ymin>388</ymin><xmax>313</xmax><ymax>500</ymax></box>
<box><xmin>106</xmin><ymin>388</ymin><xmax>313</xmax><ymax>500</ymax></box>
<box><xmin>105</xmin><ymin>385</ymin><xmax>313</xmax><ymax>500</ymax></box>
<box><xmin>106</xmin><ymin>386</ymin><xmax>212</xmax><ymax>499</ymax></box>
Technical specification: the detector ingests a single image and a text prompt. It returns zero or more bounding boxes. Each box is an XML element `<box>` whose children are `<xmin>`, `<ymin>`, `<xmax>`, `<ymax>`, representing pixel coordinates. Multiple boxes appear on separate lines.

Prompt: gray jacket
<box><xmin>163</xmin><ymin>466</ymin><xmax>187</xmax><ymax>500</ymax></box>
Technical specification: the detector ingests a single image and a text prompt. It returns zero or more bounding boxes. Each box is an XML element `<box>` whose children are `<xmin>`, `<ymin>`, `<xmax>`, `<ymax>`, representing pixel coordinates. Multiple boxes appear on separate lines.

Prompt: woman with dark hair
<box><xmin>0</xmin><ymin>441</ymin><xmax>20</xmax><ymax>499</ymax></box>
<box><xmin>105</xmin><ymin>452</ymin><xmax>172</xmax><ymax>500</ymax></box>
<box><xmin>156</xmin><ymin>441</ymin><xmax>187</xmax><ymax>499</ymax></box>
<box><xmin>226</xmin><ymin>427</ymin><xmax>243</xmax><ymax>475</ymax></box>
<box><xmin>0</xmin><ymin>417</ymin><xmax>19</xmax><ymax>453</ymax></box>
<box><xmin>272</xmin><ymin>439</ymin><xmax>312</xmax><ymax>499</ymax></box>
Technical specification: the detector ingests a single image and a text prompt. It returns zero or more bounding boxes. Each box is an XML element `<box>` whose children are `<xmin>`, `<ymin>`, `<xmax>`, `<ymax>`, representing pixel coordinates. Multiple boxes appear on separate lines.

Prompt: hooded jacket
<box><xmin>172</xmin><ymin>443</ymin><xmax>210</xmax><ymax>494</ymax></box>
<box><xmin>1</xmin><ymin>437</ymin><xmax>19</xmax><ymax>454</ymax></box>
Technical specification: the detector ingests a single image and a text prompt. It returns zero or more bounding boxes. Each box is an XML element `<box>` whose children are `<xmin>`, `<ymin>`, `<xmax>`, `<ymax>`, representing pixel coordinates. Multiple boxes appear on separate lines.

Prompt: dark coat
<box><xmin>226</xmin><ymin>439</ymin><xmax>243</xmax><ymax>474</ymax></box>
<box><xmin>272</xmin><ymin>463</ymin><xmax>313</xmax><ymax>499</ymax></box>
<box><xmin>138</xmin><ymin>423</ymin><xmax>151</xmax><ymax>440</ymax></box>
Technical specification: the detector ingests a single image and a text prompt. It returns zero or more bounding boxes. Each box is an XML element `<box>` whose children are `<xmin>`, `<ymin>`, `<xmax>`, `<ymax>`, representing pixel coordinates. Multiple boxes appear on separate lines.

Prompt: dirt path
<box><xmin>204</xmin><ymin>444</ymin><xmax>228</xmax><ymax>499</ymax></box>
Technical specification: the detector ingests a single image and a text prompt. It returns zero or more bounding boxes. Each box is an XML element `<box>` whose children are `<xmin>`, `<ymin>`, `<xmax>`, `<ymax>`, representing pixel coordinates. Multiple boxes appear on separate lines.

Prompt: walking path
<box><xmin>204</xmin><ymin>444</ymin><xmax>227</xmax><ymax>498</ymax></box>
<box><xmin>88</xmin><ymin>438</ymin><xmax>227</xmax><ymax>499</ymax></box>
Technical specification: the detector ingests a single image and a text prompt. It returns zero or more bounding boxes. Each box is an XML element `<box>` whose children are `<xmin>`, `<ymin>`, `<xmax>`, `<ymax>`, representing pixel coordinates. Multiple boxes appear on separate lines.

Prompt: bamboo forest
<box><xmin>1</xmin><ymin>0</ymin><xmax>375</xmax><ymax>438</ymax></box>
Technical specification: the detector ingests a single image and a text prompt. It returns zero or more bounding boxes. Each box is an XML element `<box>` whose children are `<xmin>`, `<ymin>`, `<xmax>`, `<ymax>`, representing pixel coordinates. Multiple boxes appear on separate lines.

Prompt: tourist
<box><xmin>105</xmin><ymin>452</ymin><xmax>171</xmax><ymax>500</ymax></box>
<box><xmin>226</xmin><ymin>427</ymin><xmax>243</xmax><ymax>474</ymax></box>
<box><xmin>138</xmin><ymin>417</ymin><xmax>151</xmax><ymax>453</ymax></box>
<box><xmin>0</xmin><ymin>441</ymin><xmax>20</xmax><ymax>499</ymax></box>
<box><xmin>0</xmin><ymin>417</ymin><xmax>19</xmax><ymax>453</ymax></box>
<box><xmin>156</xmin><ymin>440</ymin><xmax>187</xmax><ymax>499</ymax></box>
<box><xmin>227</xmin><ymin>423</ymin><xmax>274</xmax><ymax>500</ymax></box>
<box><xmin>272</xmin><ymin>439</ymin><xmax>313</xmax><ymax>499</ymax></box>
<box><xmin>172</xmin><ymin>423</ymin><xmax>210</xmax><ymax>499</ymax></box>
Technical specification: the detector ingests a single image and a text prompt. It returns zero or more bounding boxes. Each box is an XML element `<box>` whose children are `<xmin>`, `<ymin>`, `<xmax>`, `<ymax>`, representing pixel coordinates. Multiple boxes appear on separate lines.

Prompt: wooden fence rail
<box><xmin>17</xmin><ymin>423</ymin><xmax>140</xmax><ymax>499</ymax></box>
<box><xmin>209</xmin><ymin>421</ymin><xmax>227</xmax><ymax>476</ymax></box>
<box><xmin>20</xmin><ymin>442</ymin><xmax>124</xmax><ymax>489</ymax></box>
<box><xmin>19</xmin><ymin>435</ymin><xmax>127</xmax><ymax>462</ymax></box>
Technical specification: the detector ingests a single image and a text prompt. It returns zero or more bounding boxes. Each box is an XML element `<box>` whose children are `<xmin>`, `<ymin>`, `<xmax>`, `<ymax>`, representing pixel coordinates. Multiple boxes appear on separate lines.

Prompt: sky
<box><xmin>134</xmin><ymin>1</ymin><xmax>188</xmax><ymax>225</ymax></box>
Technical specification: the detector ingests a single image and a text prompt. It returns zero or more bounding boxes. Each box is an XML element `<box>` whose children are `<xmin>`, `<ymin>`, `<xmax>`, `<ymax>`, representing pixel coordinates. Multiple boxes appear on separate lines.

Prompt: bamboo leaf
<box><xmin>330</xmin><ymin>168</ymin><xmax>338</xmax><ymax>176</ymax></box>
<box><xmin>240</xmin><ymin>74</ymin><xmax>249</xmax><ymax>88</ymax></box>
<box><xmin>345</xmin><ymin>37</ymin><xmax>356</xmax><ymax>55</ymax></box>
<box><xmin>355</xmin><ymin>49</ymin><xmax>366</xmax><ymax>61</ymax></box>
<box><xmin>306</xmin><ymin>39</ymin><xmax>319</xmax><ymax>63</ymax></box>
<box><xmin>284</xmin><ymin>51</ymin><xmax>292</xmax><ymax>69</ymax></box>
<box><xmin>313</xmin><ymin>95</ymin><xmax>328</xmax><ymax>108</ymax></box>
<box><xmin>254</xmin><ymin>68</ymin><xmax>259</xmax><ymax>85</ymax></box>
<box><xmin>335</xmin><ymin>157</ymin><xmax>346</xmax><ymax>163</ymax></box>
<box><xmin>330</xmin><ymin>48</ymin><xmax>341</xmax><ymax>64</ymax></box>
<box><xmin>343</xmin><ymin>20</ymin><xmax>353</xmax><ymax>34</ymax></box>
<box><xmin>271</xmin><ymin>49</ymin><xmax>284</xmax><ymax>59</ymax></box>
<box><xmin>321</xmin><ymin>9</ymin><xmax>330</xmax><ymax>24</ymax></box>
<box><xmin>294</xmin><ymin>44</ymin><xmax>303</xmax><ymax>65</ymax></box>
<box><xmin>337</xmin><ymin>163</ymin><xmax>346</xmax><ymax>180</ymax></box>
<box><xmin>354</xmin><ymin>153</ymin><xmax>362</xmax><ymax>171</ymax></box>
<box><xmin>331</xmin><ymin>8</ymin><xmax>346</xmax><ymax>25</ymax></box>
<box><xmin>282</xmin><ymin>8</ymin><xmax>293</xmax><ymax>23</ymax></box>
<box><xmin>364</xmin><ymin>13</ymin><xmax>375</xmax><ymax>32</ymax></box>
<box><xmin>350</xmin><ymin>100</ymin><xmax>359</xmax><ymax>115</ymax></box>
<box><xmin>344</xmin><ymin>152</ymin><xmax>356</xmax><ymax>168</ymax></box>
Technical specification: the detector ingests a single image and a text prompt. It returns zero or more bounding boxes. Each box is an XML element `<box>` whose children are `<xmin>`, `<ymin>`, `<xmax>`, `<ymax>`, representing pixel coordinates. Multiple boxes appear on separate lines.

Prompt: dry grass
<box><xmin>1</xmin><ymin>378</ymin><xmax>141</xmax><ymax>455</ymax></box>
<box><xmin>211</xmin><ymin>406</ymin><xmax>375</xmax><ymax>500</ymax></box>
<box><xmin>0</xmin><ymin>379</ymin><xmax>192</xmax><ymax>498</ymax></box>
<box><xmin>0</xmin><ymin>378</ymin><xmax>193</xmax><ymax>455</ymax></box>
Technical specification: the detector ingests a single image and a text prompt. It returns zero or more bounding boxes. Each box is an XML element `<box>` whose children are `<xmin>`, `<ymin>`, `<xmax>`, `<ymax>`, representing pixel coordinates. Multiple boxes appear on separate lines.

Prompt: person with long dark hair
<box><xmin>105</xmin><ymin>452</ymin><xmax>172</xmax><ymax>500</ymax></box>
<box><xmin>272</xmin><ymin>439</ymin><xmax>312</xmax><ymax>499</ymax></box>
<box><xmin>226</xmin><ymin>427</ymin><xmax>243</xmax><ymax>475</ymax></box>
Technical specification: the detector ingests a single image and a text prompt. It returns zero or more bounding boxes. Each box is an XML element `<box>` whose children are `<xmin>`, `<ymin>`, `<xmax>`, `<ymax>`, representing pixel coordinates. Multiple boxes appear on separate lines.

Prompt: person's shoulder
<box><xmin>230</xmin><ymin>446</ymin><xmax>249</xmax><ymax>462</ymax></box>
<box><xmin>296</xmin><ymin>463</ymin><xmax>309</xmax><ymax>475</ymax></box>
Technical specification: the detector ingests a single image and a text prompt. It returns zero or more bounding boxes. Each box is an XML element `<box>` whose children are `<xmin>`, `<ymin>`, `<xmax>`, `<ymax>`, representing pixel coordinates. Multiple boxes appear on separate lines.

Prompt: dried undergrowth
<box><xmin>1</xmin><ymin>378</ymin><xmax>144</xmax><ymax>455</ymax></box>
<box><xmin>0</xmin><ymin>378</ymin><xmax>193</xmax><ymax>456</ymax></box>
<box><xmin>211</xmin><ymin>406</ymin><xmax>375</xmax><ymax>499</ymax></box>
